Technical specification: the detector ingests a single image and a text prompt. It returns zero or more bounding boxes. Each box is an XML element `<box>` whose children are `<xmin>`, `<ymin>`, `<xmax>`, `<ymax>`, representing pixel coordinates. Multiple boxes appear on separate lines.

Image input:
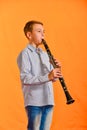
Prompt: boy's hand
<box><xmin>48</xmin><ymin>68</ymin><xmax>62</xmax><ymax>81</ymax></box>
<box><xmin>54</xmin><ymin>59</ymin><xmax>61</xmax><ymax>68</ymax></box>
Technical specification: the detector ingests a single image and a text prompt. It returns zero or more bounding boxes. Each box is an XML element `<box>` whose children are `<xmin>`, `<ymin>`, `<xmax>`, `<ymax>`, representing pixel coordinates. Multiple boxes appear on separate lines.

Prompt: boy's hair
<box><xmin>23</xmin><ymin>20</ymin><xmax>43</xmax><ymax>37</ymax></box>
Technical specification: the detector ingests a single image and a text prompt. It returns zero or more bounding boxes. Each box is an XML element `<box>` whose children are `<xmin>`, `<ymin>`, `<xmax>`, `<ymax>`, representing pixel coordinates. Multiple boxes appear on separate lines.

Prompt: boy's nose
<box><xmin>42</xmin><ymin>36</ymin><xmax>44</xmax><ymax>39</ymax></box>
<box><xmin>42</xmin><ymin>32</ymin><xmax>44</xmax><ymax>39</ymax></box>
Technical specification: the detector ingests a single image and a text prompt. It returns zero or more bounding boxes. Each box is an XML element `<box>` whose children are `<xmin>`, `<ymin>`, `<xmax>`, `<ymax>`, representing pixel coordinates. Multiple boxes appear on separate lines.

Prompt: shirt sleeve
<box><xmin>17</xmin><ymin>50</ymin><xmax>50</xmax><ymax>85</ymax></box>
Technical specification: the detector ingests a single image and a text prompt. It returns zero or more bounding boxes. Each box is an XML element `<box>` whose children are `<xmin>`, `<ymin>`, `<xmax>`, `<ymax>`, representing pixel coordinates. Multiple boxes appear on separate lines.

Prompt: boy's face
<box><xmin>27</xmin><ymin>24</ymin><xmax>45</xmax><ymax>46</ymax></box>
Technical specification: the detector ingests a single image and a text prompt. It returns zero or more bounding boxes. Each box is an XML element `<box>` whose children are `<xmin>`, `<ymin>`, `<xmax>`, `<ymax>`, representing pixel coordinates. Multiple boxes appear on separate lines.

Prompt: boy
<box><xmin>17</xmin><ymin>20</ymin><xmax>62</xmax><ymax>130</ymax></box>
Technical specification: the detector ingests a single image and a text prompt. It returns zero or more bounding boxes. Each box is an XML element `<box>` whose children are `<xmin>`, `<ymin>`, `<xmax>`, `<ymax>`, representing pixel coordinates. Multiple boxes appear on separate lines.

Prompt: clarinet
<box><xmin>42</xmin><ymin>39</ymin><xmax>75</xmax><ymax>104</ymax></box>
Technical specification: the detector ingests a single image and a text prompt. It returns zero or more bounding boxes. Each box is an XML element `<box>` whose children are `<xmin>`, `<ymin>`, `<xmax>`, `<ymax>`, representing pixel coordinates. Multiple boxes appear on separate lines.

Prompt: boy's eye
<box><xmin>38</xmin><ymin>30</ymin><xmax>41</xmax><ymax>32</ymax></box>
<box><xmin>37</xmin><ymin>30</ymin><xmax>45</xmax><ymax>33</ymax></box>
<box><xmin>34</xmin><ymin>29</ymin><xmax>45</xmax><ymax>33</ymax></box>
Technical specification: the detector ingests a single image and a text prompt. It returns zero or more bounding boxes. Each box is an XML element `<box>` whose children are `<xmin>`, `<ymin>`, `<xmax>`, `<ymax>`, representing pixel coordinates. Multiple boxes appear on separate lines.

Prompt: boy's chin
<box><xmin>36</xmin><ymin>42</ymin><xmax>42</xmax><ymax>45</ymax></box>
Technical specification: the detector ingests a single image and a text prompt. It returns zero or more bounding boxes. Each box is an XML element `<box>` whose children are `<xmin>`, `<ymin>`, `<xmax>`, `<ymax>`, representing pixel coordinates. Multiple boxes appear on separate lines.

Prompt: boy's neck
<box><xmin>29</xmin><ymin>42</ymin><xmax>39</xmax><ymax>48</ymax></box>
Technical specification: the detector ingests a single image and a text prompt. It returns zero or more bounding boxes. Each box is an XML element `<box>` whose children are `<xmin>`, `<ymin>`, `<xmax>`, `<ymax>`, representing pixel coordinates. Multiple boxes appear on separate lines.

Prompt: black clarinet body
<box><xmin>42</xmin><ymin>39</ymin><xmax>75</xmax><ymax>104</ymax></box>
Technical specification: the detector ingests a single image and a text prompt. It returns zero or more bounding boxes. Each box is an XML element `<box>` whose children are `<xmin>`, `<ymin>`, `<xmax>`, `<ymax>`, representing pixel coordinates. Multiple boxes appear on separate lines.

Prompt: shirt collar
<box><xmin>27</xmin><ymin>44</ymin><xmax>42</xmax><ymax>53</ymax></box>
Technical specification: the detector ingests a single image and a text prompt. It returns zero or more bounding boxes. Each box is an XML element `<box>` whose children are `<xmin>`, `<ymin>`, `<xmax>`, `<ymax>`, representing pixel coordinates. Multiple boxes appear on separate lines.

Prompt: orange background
<box><xmin>0</xmin><ymin>0</ymin><xmax>87</xmax><ymax>130</ymax></box>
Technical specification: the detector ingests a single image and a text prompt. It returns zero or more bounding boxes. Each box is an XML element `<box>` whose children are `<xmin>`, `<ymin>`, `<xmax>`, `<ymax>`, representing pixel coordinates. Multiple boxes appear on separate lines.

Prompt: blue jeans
<box><xmin>25</xmin><ymin>105</ymin><xmax>53</xmax><ymax>130</ymax></box>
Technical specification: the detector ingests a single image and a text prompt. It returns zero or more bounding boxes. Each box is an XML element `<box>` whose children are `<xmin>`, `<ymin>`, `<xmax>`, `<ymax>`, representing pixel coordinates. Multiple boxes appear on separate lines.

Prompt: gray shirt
<box><xmin>17</xmin><ymin>44</ymin><xmax>54</xmax><ymax>107</ymax></box>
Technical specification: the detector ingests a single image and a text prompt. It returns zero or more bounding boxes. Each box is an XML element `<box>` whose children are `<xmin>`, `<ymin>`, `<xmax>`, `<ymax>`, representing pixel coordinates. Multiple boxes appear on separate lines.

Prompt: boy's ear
<box><xmin>26</xmin><ymin>31</ymin><xmax>31</xmax><ymax>39</ymax></box>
